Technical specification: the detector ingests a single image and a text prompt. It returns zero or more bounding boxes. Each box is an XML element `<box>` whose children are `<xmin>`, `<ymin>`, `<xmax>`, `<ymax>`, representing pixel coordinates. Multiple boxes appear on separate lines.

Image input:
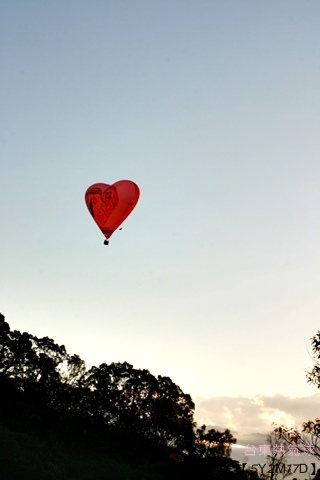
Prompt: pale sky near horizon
<box><xmin>1</xmin><ymin>1</ymin><xmax>319</xmax><ymax>434</ymax></box>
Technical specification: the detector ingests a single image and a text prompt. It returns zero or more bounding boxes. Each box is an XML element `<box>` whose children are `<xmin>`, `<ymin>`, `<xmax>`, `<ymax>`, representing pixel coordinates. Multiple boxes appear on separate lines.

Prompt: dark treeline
<box><xmin>0</xmin><ymin>313</ymin><xmax>258</xmax><ymax>479</ymax></box>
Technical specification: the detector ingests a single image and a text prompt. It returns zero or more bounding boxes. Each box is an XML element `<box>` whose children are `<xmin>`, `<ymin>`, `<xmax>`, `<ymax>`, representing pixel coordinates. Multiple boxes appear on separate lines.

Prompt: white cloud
<box><xmin>194</xmin><ymin>392</ymin><xmax>320</xmax><ymax>436</ymax></box>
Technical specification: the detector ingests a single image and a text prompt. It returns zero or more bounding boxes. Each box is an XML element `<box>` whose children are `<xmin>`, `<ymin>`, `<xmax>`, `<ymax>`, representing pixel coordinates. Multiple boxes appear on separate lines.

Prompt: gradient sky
<box><xmin>1</xmin><ymin>1</ymin><xmax>319</xmax><ymax>434</ymax></box>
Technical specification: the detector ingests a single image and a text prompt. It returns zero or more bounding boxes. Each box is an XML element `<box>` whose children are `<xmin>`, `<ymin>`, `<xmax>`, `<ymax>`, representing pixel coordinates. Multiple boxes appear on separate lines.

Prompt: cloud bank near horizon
<box><xmin>194</xmin><ymin>392</ymin><xmax>320</xmax><ymax>435</ymax></box>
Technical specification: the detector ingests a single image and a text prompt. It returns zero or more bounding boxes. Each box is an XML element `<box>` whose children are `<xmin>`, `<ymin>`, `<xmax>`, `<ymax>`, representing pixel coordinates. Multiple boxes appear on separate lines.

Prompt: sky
<box><xmin>1</xmin><ymin>0</ymin><xmax>320</xmax><ymax>436</ymax></box>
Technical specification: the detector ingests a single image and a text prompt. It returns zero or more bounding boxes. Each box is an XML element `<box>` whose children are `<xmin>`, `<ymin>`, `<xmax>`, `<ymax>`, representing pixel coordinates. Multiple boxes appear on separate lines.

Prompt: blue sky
<box><xmin>1</xmin><ymin>1</ymin><xmax>320</xmax><ymax>434</ymax></box>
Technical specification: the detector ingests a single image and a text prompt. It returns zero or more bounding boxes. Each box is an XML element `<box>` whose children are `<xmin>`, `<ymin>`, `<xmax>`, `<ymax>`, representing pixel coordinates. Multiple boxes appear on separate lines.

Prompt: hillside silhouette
<box><xmin>0</xmin><ymin>313</ymin><xmax>257</xmax><ymax>479</ymax></box>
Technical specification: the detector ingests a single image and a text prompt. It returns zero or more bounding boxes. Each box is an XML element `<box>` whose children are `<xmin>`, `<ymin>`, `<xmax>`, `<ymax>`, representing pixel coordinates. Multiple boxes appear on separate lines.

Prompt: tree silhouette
<box><xmin>0</xmin><ymin>313</ymin><xmax>244</xmax><ymax>479</ymax></box>
<box><xmin>261</xmin><ymin>431</ymin><xmax>291</xmax><ymax>480</ymax></box>
<box><xmin>274</xmin><ymin>329</ymin><xmax>320</xmax><ymax>460</ymax></box>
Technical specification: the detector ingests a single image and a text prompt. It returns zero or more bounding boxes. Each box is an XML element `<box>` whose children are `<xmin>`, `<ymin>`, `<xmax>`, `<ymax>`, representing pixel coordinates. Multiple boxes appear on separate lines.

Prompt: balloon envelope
<box><xmin>85</xmin><ymin>180</ymin><xmax>140</xmax><ymax>240</ymax></box>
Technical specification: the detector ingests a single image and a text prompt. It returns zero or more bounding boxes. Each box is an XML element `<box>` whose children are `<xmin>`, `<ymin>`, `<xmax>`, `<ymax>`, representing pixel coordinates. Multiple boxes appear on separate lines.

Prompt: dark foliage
<box><xmin>0</xmin><ymin>313</ymin><xmax>253</xmax><ymax>479</ymax></box>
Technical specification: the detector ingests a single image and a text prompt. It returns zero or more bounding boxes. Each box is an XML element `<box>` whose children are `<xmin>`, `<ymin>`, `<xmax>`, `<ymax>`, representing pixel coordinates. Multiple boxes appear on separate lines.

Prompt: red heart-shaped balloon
<box><xmin>85</xmin><ymin>180</ymin><xmax>140</xmax><ymax>241</ymax></box>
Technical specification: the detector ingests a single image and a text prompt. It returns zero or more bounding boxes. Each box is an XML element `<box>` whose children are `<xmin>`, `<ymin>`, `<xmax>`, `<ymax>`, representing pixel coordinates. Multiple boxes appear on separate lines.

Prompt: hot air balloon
<box><xmin>85</xmin><ymin>180</ymin><xmax>140</xmax><ymax>244</ymax></box>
